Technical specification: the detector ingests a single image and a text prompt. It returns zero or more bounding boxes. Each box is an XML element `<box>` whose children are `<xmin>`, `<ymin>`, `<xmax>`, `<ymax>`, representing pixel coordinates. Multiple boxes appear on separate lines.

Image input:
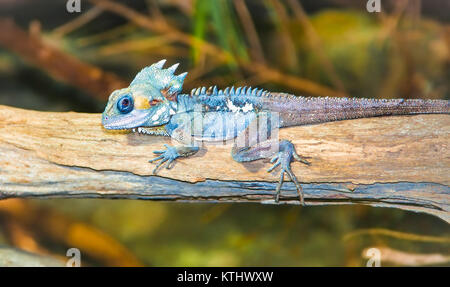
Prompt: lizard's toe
<box><xmin>149</xmin><ymin>144</ymin><xmax>180</xmax><ymax>174</ymax></box>
<box><xmin>267</xmin><ymin>152</ymin><xmax>282</xmax><ymax>173</ymax></box>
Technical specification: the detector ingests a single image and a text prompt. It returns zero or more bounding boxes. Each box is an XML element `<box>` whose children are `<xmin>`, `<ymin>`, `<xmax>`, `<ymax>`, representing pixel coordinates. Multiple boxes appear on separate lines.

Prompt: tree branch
<box><xmin>0</xmin><ymin>105</ymin><xmax>448</xmax><ymax>222</ymax></box>
<box><xmin>0</xmin><ymin>18</ymin><xmax>127</xmax><ymax>100</ymax></box>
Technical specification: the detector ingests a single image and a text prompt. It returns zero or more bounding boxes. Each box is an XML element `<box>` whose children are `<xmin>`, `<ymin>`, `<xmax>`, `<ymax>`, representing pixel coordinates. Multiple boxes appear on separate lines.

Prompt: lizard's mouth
<box><xmin>102</xmin><ymin>109</ymin><xmax>151</xmax><ymax>130</ymax></box>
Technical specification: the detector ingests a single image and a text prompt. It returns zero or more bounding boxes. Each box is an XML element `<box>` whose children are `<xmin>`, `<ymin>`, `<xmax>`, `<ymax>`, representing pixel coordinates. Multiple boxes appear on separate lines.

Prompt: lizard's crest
<box><xmin>102</xmin><ymin>59</ymin><xmax>185</xmax><ymax>130</ymax></box>
<box><xmin>130</xmin><ymin>59</ymin><xmax>187</xmax><ymax>95</ymax></box>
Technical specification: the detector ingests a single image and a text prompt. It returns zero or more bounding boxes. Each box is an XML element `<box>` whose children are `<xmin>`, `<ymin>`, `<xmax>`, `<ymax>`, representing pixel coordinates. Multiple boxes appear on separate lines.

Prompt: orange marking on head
<box><xmin>149</xmin><ymin>99</ymin><xmax>163</xmax><ymax>106</ymax></box>
<box><xmin>134</xmin><ymin>95</ymin><xmax>151</xmax><ymax>110</ymax></box>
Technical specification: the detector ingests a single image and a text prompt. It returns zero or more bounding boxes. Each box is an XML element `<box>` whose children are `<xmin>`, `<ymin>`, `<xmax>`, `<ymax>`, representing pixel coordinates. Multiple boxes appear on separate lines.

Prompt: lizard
<box><xmin>102</xmin><ymin>59</ymin><xmax>449</xmax><ymax>205</ymax></box>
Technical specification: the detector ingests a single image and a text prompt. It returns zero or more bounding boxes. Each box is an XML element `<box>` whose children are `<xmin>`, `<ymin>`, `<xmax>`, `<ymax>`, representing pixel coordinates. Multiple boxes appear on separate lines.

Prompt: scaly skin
<box><xmin>102</xmin><ymin>59</ymin><xmax>450</xmax><ymax>205</ymax></box>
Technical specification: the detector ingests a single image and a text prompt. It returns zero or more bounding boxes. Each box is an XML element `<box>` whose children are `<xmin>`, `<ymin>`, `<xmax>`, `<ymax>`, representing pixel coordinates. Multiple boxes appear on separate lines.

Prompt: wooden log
<box><xmin>0</xmin><ymin>247</ymin><xmax>64</xmax><ymax>267</ymax></box>
<box><xmin>0</xmin><ymin>105</ymin><xmax>448</xmax><ymax>222</ymax></box>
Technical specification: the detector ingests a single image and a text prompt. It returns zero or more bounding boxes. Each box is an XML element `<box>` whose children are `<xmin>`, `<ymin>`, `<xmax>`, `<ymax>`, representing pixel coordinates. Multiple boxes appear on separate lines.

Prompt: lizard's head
<box><xmin>102</xmin><ymin>59</ymin><xmax>187</xmax><ymax>130</ymax></box>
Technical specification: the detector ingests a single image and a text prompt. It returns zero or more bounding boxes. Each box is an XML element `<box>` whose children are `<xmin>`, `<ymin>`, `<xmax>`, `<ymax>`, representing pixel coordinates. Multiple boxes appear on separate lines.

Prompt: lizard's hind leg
<box><xmin>267</xmin><ymin>140</ymin><xmax>310</xmax><ymax>204</ymax></box>
<box><xmin>231</xmin><ymin>139</ymin><xmax>310</xmax><ymax>205</ymax></box>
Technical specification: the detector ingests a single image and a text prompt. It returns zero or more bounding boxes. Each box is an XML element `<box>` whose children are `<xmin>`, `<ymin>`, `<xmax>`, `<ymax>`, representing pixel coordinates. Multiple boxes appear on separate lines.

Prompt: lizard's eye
<box><xmin>117</xmin><ymin>95</ymin><xmax>134</xmax><ymax>114</ymax></box>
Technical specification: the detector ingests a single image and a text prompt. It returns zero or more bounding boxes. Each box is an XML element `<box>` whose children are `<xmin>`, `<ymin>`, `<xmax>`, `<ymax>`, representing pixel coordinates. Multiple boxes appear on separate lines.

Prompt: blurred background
<box><xmin>0</xmin><ymin>0</ymin><xmax>449</xmax><ymax>266</ymax></box>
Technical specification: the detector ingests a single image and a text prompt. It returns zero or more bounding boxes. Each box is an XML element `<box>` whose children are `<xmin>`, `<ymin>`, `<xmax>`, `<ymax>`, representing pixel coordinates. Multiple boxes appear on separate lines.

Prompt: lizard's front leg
<box><xmin>149</xmin><ymin>144</ymin><xmax>199</xmax><ymax>174</ymax></box>
<box><xmin>232</xmin><ymin>139</ymin><xmax>310</xmax><ymax>204</ymax></box>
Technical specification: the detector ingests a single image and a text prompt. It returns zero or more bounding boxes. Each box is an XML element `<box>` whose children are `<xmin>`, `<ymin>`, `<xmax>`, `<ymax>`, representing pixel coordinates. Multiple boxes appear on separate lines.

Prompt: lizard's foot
<box><xmin>149</xmin><ymin>144</ymin><xmax>179</xmax><ymax>174</ymax></box>
<box><xmin>267</xmin><ymin>140</ymin><xmax>310</xmax><ymax>205</ymax></box>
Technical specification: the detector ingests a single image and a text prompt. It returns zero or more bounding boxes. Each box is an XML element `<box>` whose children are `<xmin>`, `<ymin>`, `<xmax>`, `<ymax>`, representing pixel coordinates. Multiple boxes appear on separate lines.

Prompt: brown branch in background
<box><xmin>183</xmin><ymin>59</ymin><xmax>222</xmax><ymax>85</ymax></box>
<box><xmin>88</xmin><ymin>0</ymin><xmax>346</xmax><ymax>98</ymax></box>
<box><xmin>344</xmin><ymin>228</ymin><xmax>450</xmax><ymax>243</ymax></box>
<box><xmin>242</xmin><ymin>61</ymin><xmax>346</xmax><ymax>98</ymax></box>
<box><xmin>0</xmin><ymin>18</ymin><xmax>127</xmax><ymax>100</ymax></box>
<box><xmin>145</xmin><ymin>0</ymin><xmax>166</xmax><ymax>21</ymax></box>
<box><xmin>163</xmin><ymin>0</ymin><xmax>194</xmax><ymax>16</ymax></box>
<box><xmin>376</xmin><ymin>0</ymin><xmax>416</xmax><ymax>100</ymax></box>
<box><xmin>377</xmin><ymin>0</ymin><xmax>410</xmax><ymax>42</ymax></box>
<box><xmin>0</xmin><ymin>199</ymin><xmax>144</xmax><ymax>267</ymax></box>
<box><xmin>3</xmin><ymin>220</ymin><xmax>51</xmax><ymax>256</ymax></box>
<box><xmin>76</xmin><ymin>24</ymin><xmax>137</xmax><ymax>47</ymax></box>
<box><xmin>89</xmin><ymin>0</ymin><xmax>233</xmax><ymax>61</ymax></box>
<box><xmin>97</xmin><ymin>36</ymin><xmax>176</xmax><ymax>56</ymax></box>
<box><xmin>265</xmin><ymin>0</ymin><xmax>299</xmax><ymax>71</ymax></box>
<box><xmin>362</xmin><ymin>247</ymin><xmax>450</xmax><ymax>266</ymax></box>
<box><xmin>234</xmin><ymin>73</ymin><xmax>269</xmax><ymax>88</ymax></box>
<box><xmin>233</xmin><ymin>0</ymin><xmax>266</xmax><ymax>64</ymax></box>
<box><xmin>51</xmin><ymin>7</ymin><xmax>104</xmax><ymax>37</ymax></box>
<box><xmin>286</xmin><ymin>0</ymin><xmax>347</xmax><ymax>94</ymax></box>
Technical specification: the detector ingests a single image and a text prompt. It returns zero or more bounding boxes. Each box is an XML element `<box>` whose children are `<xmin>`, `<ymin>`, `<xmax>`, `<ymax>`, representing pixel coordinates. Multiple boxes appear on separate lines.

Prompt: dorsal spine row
<box><xmin>190</xmin><ymin>86</ymin><xmax>269</xmax><ymax>98</ymax></box>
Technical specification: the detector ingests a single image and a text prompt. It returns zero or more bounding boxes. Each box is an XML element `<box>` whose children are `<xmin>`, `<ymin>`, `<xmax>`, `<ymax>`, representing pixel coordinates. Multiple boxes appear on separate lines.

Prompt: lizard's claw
<box><xmin>267</xmin><ymin>141</ymin><xmax>310</xmax><ymax>205</ymax></box>
<box><xmin>149</xmin><ymin>144</ymin><xmax>179</xmax><ymax>174</ymax></box>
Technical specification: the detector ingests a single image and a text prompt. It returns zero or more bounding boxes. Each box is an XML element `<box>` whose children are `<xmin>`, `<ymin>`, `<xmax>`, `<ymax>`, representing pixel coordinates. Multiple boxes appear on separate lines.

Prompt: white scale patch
<box><xmin>151</xmin><ymin>106</ymin><xmax>167</xmax><ymax>121</ymax></box>
<box><xmin>226</xmin><ymin>99</ymin><xmax>254</xmax><ymax>113</ymax></box>
<box><xmin>241</xmin><ymin>102</ymin><xmax>254</xmax><ymax>113</ymax></box>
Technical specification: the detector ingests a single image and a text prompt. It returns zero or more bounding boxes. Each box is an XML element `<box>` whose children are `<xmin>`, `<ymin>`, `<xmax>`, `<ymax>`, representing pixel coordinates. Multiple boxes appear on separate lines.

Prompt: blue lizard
<box><xmin>102</xmin><ymin>59</ymin><xmax>449</xmax><ymax>204</ymax></box>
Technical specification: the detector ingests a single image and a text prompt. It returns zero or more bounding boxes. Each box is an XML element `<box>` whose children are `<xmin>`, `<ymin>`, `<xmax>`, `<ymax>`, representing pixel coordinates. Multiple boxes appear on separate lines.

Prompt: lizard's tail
<box><xmin>277</xmin><ymin>96</ymin><xmax>449</xmax><ymax>127</ymax></box>
<box><xmin>382</xmin><ymin>98</ymin><xmax>449</xmax><ymax>114</ymax></box>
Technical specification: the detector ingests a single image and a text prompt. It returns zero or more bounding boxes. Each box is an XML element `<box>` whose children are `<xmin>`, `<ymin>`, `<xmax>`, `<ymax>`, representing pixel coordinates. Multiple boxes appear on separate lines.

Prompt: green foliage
<box><xmin>192</xmin><ymin>0</ymin><xmax>248</xmax><ymax>67</ymax></box>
